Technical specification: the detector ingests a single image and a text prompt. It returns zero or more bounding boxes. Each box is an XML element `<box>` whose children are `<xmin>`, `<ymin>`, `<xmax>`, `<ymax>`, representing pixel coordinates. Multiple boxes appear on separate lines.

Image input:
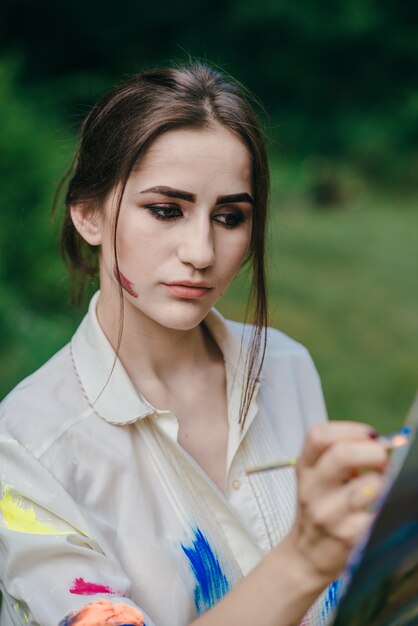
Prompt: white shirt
<box><xmin>0</xmin><ymin>293</ymin><xmax>333</xmax><ymax>626</ymax></box>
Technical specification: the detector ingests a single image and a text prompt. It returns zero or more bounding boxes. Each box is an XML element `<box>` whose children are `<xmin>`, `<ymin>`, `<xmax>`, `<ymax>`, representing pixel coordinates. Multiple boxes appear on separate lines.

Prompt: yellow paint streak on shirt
<box><xmin>0</xmin><ymin>487</ymin><xmax>69</xmax><ymax>535</ymax></box>
<box><xmin>13</xmin><ymin>600</ymin><xmax>29</xmax><ymax>623</ymax></box>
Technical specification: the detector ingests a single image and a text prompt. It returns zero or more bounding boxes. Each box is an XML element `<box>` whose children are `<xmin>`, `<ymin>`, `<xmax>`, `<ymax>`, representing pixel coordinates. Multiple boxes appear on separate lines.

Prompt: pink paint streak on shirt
<box><xmin>69</xmin><ymin>577</ymin><xmax>125</xmax><ymax>596</ymax></box>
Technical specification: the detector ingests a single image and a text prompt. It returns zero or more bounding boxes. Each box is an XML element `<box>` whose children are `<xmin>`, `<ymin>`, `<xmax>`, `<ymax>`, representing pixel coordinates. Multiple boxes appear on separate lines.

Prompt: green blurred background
<box><xmin>0</xmin><ymin>0</ymin><xmax>417</xmax><ymax>430</ymax></box>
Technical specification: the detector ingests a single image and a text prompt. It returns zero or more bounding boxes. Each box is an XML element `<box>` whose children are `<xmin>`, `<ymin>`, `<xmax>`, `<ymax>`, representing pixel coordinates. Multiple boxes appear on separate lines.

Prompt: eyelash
<box><xmin>146</xmin><ymin>205</ymin><xmax>182</xmax><ymax>221</ymax></box>
<box><xmin>145</xmin><ymin>205</ymin><xmax>246</xmax><ymax>228</ymax></box>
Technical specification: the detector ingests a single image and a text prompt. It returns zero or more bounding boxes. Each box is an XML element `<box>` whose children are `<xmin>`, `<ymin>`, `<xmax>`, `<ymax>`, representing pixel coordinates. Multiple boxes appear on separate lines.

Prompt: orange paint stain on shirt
<box><xmin>59</xmin><ymin>601</ymin><xmax>145</xmax><ymax>626</ymax></box>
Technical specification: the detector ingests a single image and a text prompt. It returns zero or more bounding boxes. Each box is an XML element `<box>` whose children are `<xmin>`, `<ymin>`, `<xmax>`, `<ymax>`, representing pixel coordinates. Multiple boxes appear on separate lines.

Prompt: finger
<box><xmin>308</xmin><ymin>471</ymin><xmax>383</xmax><ymax>524</ymax></box>
<box><xmin>335</xmin><ymin>511</ymin><xmax>375</xmax><ymax>546</ymax></box>
<box><xmin>298</xmin><ymin>421</ymin><xmax>376</xmax><ymax>468</ymax></box>
<box><xmin>300</xmin><ymin>472</ymin><xmax>383</xmax><ymax>528</ymax></box>
<box><xmin>292</xmin><ymin>508</ymin><xmax>375</xmax><ymax>579</ymax></box>
<box><xmin>348</xmin><ymin>472</ymin><xmax>384</xmax><ymax>510</ymax></box>
<box><xmin>314</xmin><ymin>440</ymin><xmax>388</xmax><ymax>486</ymax></box>
<box><xmin>300</xmin><ymin>474</ymin><xmax>383</xmax><ymax>545</ymax></box>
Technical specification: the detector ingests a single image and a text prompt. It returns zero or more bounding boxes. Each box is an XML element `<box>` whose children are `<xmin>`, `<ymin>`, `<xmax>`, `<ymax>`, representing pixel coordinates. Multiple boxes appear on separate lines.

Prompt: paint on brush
<box><xmin>0</xmin><ymin>487</ymin><xmax>71</xmax><ymax>535</ymax></box>
<box><xmin>58</xmin><ymin>601</ymin><xmax>145</xmax><ymax>626</ymax></box>
<box><xmin>69</xmin><ymin>577</ymin><xmax>126</xmax><ymax>596</ymax></box>
<box><xmin>113</xmin><ymin>265</ymin><xmax>138</xmax><ymax>298</ymax></box>
<box><xmin>181</xmin><ymin>527</ymin><xmax>231</xmax><ymax>614</ymax></box>
<box><xmin>381</xmin><ymin>426</ymin><xmax>412</xmax><ymax>450</ymax></box>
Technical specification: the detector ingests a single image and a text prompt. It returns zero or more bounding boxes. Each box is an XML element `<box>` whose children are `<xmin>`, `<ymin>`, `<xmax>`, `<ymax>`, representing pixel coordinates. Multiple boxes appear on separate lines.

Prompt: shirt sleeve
<box><xmin>296</xmin><ymin>348</ymin><xmax>329</xmax><ymax>427</ymax></box>
<box><xmin>0</xmin><ymin>434</ymin><xmax>154</xmax><ymax>626</ymax></box>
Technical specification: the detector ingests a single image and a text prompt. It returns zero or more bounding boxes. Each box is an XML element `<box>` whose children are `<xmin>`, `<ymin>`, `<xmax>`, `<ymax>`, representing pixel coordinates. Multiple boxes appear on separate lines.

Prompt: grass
<box><xmin>1</xmin><ymin>167</ymin><xmax>417</xmax><ymax>432</ymax></box>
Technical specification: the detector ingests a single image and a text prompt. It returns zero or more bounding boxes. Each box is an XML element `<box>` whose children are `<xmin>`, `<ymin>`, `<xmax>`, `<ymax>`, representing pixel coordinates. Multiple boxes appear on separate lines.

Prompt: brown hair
<box><xmin>61</xmin><ymin>62</ymin><xmax>269</xmax><ymax>425</ymax></box>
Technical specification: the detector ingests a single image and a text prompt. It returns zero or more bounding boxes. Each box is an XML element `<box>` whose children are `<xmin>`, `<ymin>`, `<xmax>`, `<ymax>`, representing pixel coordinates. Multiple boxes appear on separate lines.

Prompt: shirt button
<box><xmin>231</xmin><ymin>479</ymin><xmax>241</xmax><ymax>491</ymax></box>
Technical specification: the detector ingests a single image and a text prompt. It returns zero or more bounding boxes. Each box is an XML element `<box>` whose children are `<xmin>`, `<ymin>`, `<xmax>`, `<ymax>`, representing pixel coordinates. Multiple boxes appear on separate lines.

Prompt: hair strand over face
<box><xmin>58</xmin><ymin>61</ymin><xmax>270</xmax><ymax>427</ymax></box>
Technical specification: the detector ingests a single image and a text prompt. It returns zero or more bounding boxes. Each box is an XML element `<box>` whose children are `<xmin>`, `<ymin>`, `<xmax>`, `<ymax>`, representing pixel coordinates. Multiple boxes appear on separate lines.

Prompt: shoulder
<box><xmin>224</xmin><ymin>318</ymin><xmax>328</xmax><ymax>429</ymax></box>
<box><xmin>0</xmin><ymin>342</ymin><xmax>88</xmax><ymax>456</ymax></box>
<box><xmin>260</xmin><ymin>325</ymin><xmax>322</xmax><ymax>395</ymax></box>
<box><xmin>225</xmin><ymin>318</ymin><xmax>311</xmax><ymax>359</ymax></box>
<box><xmin>225</xmin><ymin>317</ymin><xmax>323</xmax><ymax>392</ymax></box>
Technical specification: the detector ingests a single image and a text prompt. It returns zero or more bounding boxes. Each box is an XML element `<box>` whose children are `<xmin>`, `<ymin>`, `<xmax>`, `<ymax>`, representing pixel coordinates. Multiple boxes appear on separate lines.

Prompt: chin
<box><xmin>150</xmin><ymin>300</ymin><xmax>213</xmax><ymax>331</ymax></box>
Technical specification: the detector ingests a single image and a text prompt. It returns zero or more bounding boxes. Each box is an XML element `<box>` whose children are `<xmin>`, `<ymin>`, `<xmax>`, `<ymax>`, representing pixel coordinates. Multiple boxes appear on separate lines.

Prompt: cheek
<box><xmin>111</xmin><ymin>221</ymin><xmax>164</xmax><ymax>296</ymax></box>
<box><xmin>116</xmin><ymin>217</ymin><xmax>164</xmax><ymax>265</ymax></box>
<box><xmin>222</xmin><ymin>232</ymin><xmax>251</xmax><ymax>273</ymax></box>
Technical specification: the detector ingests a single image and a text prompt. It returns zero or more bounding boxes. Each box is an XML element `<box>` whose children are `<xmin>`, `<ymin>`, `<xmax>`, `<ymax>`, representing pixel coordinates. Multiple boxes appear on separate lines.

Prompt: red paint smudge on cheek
<box><xmin>69</xmin><ymin>576</ymin><xmax>126</xmax><ymax>596</ymax></box>
<box><xmin>113</xmin><ymin>266</ymin><xmax>138</xmax><ymax>298</ymax></box>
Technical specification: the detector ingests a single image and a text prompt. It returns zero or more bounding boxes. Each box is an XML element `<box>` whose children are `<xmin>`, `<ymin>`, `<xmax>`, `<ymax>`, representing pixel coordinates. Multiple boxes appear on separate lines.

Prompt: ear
<box><xmin>70</xmin><ymin>203</ymin><xmax>103</xmax><ymax>246</ymax></box>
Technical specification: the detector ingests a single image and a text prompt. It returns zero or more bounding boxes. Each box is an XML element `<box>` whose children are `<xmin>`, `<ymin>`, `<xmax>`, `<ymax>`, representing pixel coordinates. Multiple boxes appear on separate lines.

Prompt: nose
<box><xmin>177</xmin><ymin>218</ymin><xmax>215</xmax><ymax>269</ymax></box>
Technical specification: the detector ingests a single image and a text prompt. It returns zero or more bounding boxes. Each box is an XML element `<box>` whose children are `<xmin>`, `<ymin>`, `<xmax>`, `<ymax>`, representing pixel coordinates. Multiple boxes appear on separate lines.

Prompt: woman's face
<box><xmin>95</xmin><ymin>125</ymin><xmax>253</xmax><ymax>331</ymax></box>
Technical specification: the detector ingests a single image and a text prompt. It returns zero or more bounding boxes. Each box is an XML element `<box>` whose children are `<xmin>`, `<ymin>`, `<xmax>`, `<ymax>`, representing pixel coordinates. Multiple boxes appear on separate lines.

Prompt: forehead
<box><xmin>130</xmin><ymin>125</ymin><xmax>252</xmax><ymax>192</ymax></box>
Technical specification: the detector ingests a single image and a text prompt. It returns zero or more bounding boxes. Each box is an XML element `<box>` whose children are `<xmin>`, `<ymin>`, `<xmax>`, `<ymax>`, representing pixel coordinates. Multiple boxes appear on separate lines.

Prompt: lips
<box><xmin>163</xmin><ymin>282</ymin><xmax>213</xmax><ymax>299</ymax></box>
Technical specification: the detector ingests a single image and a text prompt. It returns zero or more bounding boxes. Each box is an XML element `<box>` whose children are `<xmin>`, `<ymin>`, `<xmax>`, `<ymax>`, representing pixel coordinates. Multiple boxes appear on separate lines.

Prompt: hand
<box><xmin>284</xmin><ymin>421</ymin><xmax>388</xmax><ymax>588</ymax></box>
<box><xmin>191</xmin><ymin>422</ymin><xmax>389</xmax><ymax>626</ymax></box>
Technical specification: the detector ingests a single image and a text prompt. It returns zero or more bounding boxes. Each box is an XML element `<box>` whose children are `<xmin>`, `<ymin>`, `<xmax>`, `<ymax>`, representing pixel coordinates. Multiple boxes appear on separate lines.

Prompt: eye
<box><xmin>145</xmin><ymin>204</ymin><xmax>183</xmax><ymax>221</ymax></box>
<box><xmin>213</xmin><ymin>211</ymin><xmax>245</xmax><ymax>228</ymax></box>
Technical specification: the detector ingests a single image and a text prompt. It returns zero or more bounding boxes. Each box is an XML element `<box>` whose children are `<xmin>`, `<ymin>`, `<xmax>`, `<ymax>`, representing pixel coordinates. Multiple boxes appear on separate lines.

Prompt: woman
<box><xmin>0</xmin><ymin>63</ymin><xmax>387</xmax><ymax>626</ymax></box>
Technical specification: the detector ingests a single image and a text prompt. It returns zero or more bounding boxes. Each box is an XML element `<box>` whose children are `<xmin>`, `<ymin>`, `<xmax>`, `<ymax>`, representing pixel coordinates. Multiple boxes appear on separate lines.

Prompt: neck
<box><xmin>96</xmin><ymin>290</ymin><xmax>217</xmax><ymax>389</ymax></box>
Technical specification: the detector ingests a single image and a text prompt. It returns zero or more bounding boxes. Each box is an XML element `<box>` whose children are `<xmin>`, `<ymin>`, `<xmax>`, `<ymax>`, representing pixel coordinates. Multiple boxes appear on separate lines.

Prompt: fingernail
<box><xmin>362</xmin><ymin>486</ymin><xmax>377</xmax><ymax>497</ymax></box>
<box><xmin>368</xmin><ymin>429</ymin><xmax>379</xmax><ymax>439</ymax></box>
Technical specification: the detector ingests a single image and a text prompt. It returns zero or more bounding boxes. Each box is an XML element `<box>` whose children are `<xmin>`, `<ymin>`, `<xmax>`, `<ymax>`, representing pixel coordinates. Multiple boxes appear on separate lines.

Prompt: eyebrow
<box><xmin>140</xmin><ymin>186</ymin><xmax>254</xmax><ymax>205</ymax></box>
<box><xmin>216</xmin><ymin>193</ymin><xmax>254</xmax><ymax>206</ymax></box>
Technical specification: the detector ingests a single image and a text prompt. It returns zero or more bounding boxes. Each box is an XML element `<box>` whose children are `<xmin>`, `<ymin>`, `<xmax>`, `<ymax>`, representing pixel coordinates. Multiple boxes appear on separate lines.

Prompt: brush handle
<box><xmin>245</xmin><ymin>428</ymin><xmax>413</xmax><ymax>475</ymax></box>
<box><xmin>246</xmin><ymin>457</ymin><xmax>297</xmax><ymax>474</ymax></box>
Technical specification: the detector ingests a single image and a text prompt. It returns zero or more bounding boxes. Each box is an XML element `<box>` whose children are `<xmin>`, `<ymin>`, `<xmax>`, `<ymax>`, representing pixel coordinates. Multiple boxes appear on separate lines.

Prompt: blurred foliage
<box><xmin>0</xmin><ymin>57</ymin><xmax>85</xmax><ymax>388</ymax></box>
<box><xmin>0</xmin><ymin>1</ymin><xmax>417</xmax><ymax>423</ymax></box>
<box><xmin>0</xmin><ymin>0</ymin><xmax>417</xmax><ymax>162</ymax></box>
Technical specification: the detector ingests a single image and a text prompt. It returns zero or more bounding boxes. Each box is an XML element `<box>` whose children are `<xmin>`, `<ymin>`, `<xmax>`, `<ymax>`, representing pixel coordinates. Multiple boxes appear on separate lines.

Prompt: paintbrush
<box><xmin>245</xmin><ymin>427</ymin><xmax>413</xmax><ymax>475</ymax></box>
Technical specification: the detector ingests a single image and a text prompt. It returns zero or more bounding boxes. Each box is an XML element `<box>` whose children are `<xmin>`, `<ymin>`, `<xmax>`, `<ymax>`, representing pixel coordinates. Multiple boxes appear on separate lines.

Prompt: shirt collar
<box><xmin>71</xmin><ymin>292</ymin><xmax>154</xmax><ymax>425</ymax></box>
<box><xmin>71</xmin><ymin>291</ymin><xmax>259</xmax><ymax>430</ymax></box>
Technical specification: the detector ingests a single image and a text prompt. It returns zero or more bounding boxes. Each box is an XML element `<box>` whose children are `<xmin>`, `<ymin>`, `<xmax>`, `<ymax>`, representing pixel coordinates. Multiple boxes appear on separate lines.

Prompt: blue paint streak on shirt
<box><xmin>322</xmin><ymin>579</ymin><xmax>341</xmax><ymax>621</ymax></box>
<box><xmin>181</xmin><ymin>527</ymin><xmax>231</xmax><ymax>614</ymax></box>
